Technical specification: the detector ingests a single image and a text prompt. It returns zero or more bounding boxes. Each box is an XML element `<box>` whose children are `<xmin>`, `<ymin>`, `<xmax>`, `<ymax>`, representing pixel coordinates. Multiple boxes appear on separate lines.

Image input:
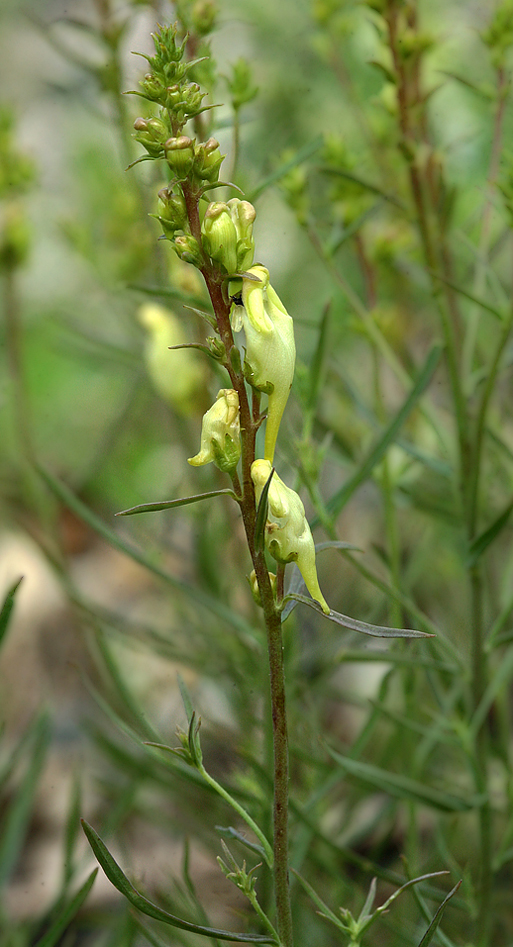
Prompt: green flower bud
<box><xmin>172</xmin><ymin>234</ymin><xmax>203</xmax><ymax>266</ymax></box>
<box><xmin>192</xmin><ymin>0</ymin><xmax>217</xmax><ymax>35</ymax></box>
<box><xmin>227</xmin><ymin>58</ymin><xmax>258</xmax><ymax>111</ymax></box>
<box><xmin>251</xmin><ymin>460</ymin><xmax>329</xmax><ymax>614</ymax></box>
<box><xmin>188</xmin><ymin>389</ymin><xmax>241</xmax><ymax>472</ymax></box>
<box><xmin>165</xmin><ymin>136</ymin><xmax>195</xmax><ymax>178</ymax></box>
<box><xmin>201</xmin><ymin>201</ymin><xmax>238</xmax><ymax>274</ymax></box>
<box><xmin>247</xmin><ymin>569</ymin><xmax>277</xmax><ymax>607</ymax></box>
<box><xmin>240</xmin><ymin>265</ymin><xmax>295</xmax><ymax>463</ymax></box>
<box><xmin>207</xmin><ymin>336</ymin><xmax>227</xmax><ymax>361</ymax></box>
<box><xmin>228</xmin><ymin>198</ymin><xmax>256</xmax><ymax>271</ymax></box>
<box><xmin>157</xmin><ymin>186</ymin><xmax>188</xmax><ymax>236</ymax></box>
<box><xmin>0</xmin><ymin>203</ymin><xmax>30</xmax><ymax>269</ymax></box>
<box><xmin>139</xmin><ymin>72</ymin><xmax>166</xmax><ymax>102</ymax></box>
<box><xmin>183</xmin><ymin>82</ymin><xmax>206</xmax><ymax>118</ymax></box>
<box><xmin>194</xmin><ymin>137</ymin><xmax>225</xmax><ymax>183</ymax></box>
<box><xmin>133</xmin><ymin>116</ymin><xmax>168</xmax><ymax>157</ymax></box>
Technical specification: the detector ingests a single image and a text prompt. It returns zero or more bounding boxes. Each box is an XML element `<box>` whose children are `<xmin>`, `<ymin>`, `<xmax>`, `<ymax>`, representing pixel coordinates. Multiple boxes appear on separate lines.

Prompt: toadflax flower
<box><xmin>188</xmin><ymin>389</ymin><xmax>241</xmax><ymax>472</ymax></box>
<box><xmin>251</xmin><ymin>459</ymin><xmax>329</xmax><ymax>614</ymax></box>
<box><xmin>241</xmin><ymin>265</ymin><xmax>295</xmax><ymax>464</ymax></box>
<box><xmin>138</xmin><ymin>303</ymin><xmax>204</xmax><ymax>415</ymax></box>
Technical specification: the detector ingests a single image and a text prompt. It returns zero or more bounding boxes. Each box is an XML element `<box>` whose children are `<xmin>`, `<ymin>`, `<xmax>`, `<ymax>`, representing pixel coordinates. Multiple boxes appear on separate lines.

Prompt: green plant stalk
<box><xmin>183</xmin><ymin>180</ymin><xmax>293</xmax><ymax>947</ymax></box>
<box><xmin>198</xmin><ymin>761</ymin><xmax>274</xmax><ymax>868</ymax></box>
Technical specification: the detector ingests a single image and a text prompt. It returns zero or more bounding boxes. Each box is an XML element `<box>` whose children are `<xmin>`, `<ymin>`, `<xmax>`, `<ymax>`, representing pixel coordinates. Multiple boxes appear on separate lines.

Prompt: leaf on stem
<box><xmin>116</xmin><ymin>489</ymin><xmax>237</xmax><ymax>517</ymax></box>
<box><xmin>81</xmin><ymin>822</ymin><xmax>276</xmax><ymax>944</ymax></box>
<box><xmin>428</xmin><ymin>269</ymin><xmax>506</xmax><ymax>321</ymax></box>
<box><xmin>0</xmin><ymin>576</ymin><xmax>23</xmax><ymax>649</ymax></box>
<box><xmin>284</xmin><ymin>592</ymin><xmax>432</xmax><ymax>638</ymax></box>
<box><xmin>324</xmin><ymin>748</ymin><xmax>486</xmax><ymax>812</ymax></box>
<box><xmin>34</xmin><ymin>870</ymin><xmax>98</xmax><ymax>947</ymax></box>
<box><xmin>215</xmin><ymin>826</ymin><xmax>267</xmax><ymax>862</ymax></box>
<box><xmin>416</xmin><ymin>880</ymin><xmax>462</xmax><ymax>947</ymax></box>
<box><xmin>253</xmin><ymin>466</ymin><xmax>274</xmax><ymax>555</ymax></box>
<box><xmin>281</xmin><ymin>542</ymin><xmax>361</xmax><ymax>621</ymax></box>
<box><xmin>318</xmin><ymin>166</ymin><xmax>404</xmax><ymax>208</ymax></box>
<box><xmin>467</xmin><ymin>498</ymin><xmax>513</xmax><ymax>566</ymax></box>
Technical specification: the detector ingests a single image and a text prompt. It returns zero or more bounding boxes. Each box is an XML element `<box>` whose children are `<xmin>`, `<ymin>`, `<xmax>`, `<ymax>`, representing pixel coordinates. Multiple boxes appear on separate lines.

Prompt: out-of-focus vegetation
<box><xmin>2</xmin><ymin>0</ymin><xmax>513</xmax><ymax>944</ymax></box>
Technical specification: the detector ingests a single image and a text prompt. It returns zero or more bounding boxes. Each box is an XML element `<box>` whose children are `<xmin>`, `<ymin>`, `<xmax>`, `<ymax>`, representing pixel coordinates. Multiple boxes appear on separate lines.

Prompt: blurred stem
<box><xmin>462</xmin><ymin>67</ymin><xmax>507</xmax><ymax>394</ymax></box>
<box><xmin>230</xmin><ymin>108</ymin><xmax>241</xmax><ymax>182</ymax></box>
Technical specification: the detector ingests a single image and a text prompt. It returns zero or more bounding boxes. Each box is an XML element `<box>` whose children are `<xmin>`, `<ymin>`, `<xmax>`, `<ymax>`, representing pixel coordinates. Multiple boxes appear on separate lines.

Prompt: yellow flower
<box><xmin>138</xmin><ymin>303</ymin><xmax>203</xmax><ymax>415</ymax></box>
<box><xmin>251</xmin><ymin>459</ymin><xmax>329</xmax><ymax>614</ymax></box>
<box><xmin>188</xmin><ymin>389</ymin><xmax>241</xmax><ymax>472</ymax></box>
<box><xmin>241</xmin><ymin>265</ymin><xmax>295</xmax><ymax>463</ymax></box>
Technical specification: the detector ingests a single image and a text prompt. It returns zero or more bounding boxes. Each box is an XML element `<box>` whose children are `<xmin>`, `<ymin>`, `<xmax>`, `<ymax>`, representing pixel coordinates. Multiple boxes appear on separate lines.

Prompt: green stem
<box><xmin>198</xmin><ymin>763</ymin><xmax>274</xmax><ymax>868</ymax></box>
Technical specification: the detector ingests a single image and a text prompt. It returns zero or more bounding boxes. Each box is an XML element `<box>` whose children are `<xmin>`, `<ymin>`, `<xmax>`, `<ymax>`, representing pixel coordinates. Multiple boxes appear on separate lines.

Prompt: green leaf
<box><xmin>319</xmin><ymin>166</ymin><xmax>404</xmax><ymax>208</ymax></box>
<box><xmin>308</xmin><ymin>301</ymin><xmax>331</xmax><ymax>412</ymax></box>
<box><xmin>248</xmin><ymin>135</ymin><xmax>324</xmax><ymax>202</ymax></box>
<box><xmin>429</xmin><ymin>269</ymin><xmax>506</xmax><ymax>321</ymax></box>
<box><xmin>416</xmin><ymin>880</ymin><xmax>462</xmax><ymax>947</ymax></box>
<box><xmin>284</xmin><ymin>593</ymin><xmax>432</xmax><ymax>638</ymax></box>
<box><xmin>0</xmin><ymin>714</ymin><xmax>51</xmax><ymax>886</ymax></box>
<box><xmin>177</xmin><ymin>673</ymin><xmax>195</xmax><ymax>725</ymax></box>
<box><xmin>254</xmin><ymin>466</ymin><xmax>274</xmax><ymax>555</ymax></box>
<box><xmin>36</xmin><ymin>465</ymin><xmax>256</xmax><ymax>640</ymax></box>
<box><xmin>322</xmin><ymin>345</ymin><xmax>442</xmax><ymax>522</ymax></box>
<box><xmin>467</xmin><ymin>499</ymin><xmax>513</xmax><ymax>566</ymax></box>
<box><xmin>215</xmin><ymin>826</ymin><xmax>267</xmax><ymax>862</ymax></box>
<box><xmin>471</xmin><ymin>645</ymin><xmax>513</xmax><ymax>737</ymax></box>
<box><xmin>116</xmin><ymin>489</ymin><xmax>237</xmax><ymax>517</ymax></box>
<box><xmin>81</xmin><ymin>822</ymin><xmax>276</xmax><ymax>943</ymax></box>
<box><xmin>325</xmin><ymin>747</ymin><xmax>486</xmax><ymax>812</ymax></box>
<box><xmin>281</xmin><ymin>542</ymin><xmax>359</xmax><ymax>621</ymax></box>
<box><xmin>34</xmin><ymin>870</ymin><xmax>98</xmax><ymax>947</ymax></box>
<box><xmin>0</xmin><ymin>577</ymin><xmax>23</xmax><ymax>649</ymax></box>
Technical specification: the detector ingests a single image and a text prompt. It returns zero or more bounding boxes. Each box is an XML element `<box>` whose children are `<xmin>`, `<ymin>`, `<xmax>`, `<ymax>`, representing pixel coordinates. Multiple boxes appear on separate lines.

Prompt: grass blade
<box><xmin>248</xmin><ymin>136</ymin><xmax>324</xmax><ymax>202</ymax></box>
<box><xmin>467</xmin><ymin>499</ymin><xmax>513</xmax><ymax>566</ymax></box>
<box><xmin>34</xmin><ymin>869</ymin><xmax>98</xmax><ymax>947</ymax></box>
<box><xmin>325</xmin><ymin>747</ymin><xmax>485</xmax><ymax>812</ymax></box>
<box><xmin>323</xmin><ymin>345</ymin><xmax>442</xmax><ymax>521</ymax></box>
<box><xmin>0</xmin><ymin>577</ymin><xmax>23</xmax><ymax>649</ymax></box>
<box><xmin>416</xmin><ymin>880</ymin><xmax>462</xmax><ymax>947</ymax></box>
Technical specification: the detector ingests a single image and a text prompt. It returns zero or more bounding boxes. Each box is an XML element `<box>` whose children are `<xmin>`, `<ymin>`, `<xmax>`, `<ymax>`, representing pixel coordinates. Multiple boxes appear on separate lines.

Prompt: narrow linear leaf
<box><xmin>467</xmin><ymin>499</ymin><xmax>513</xmax><ymax>566</ymax></box>
<box><xmin>471</xmin><ymin>645</ymin><xmax>513</xmax><ymax>737</ymax></box>
<box><xmin>325</xmin><ymin>747</ymin><xmax>485</xmax><ymax>812</ymax></box>
<box><xmin>429</xmin><ymin>270</ymin><xmax>505</xmax><ymax>321</ymax></box>
<box><xmin>308</xmin><ymin>301</ymin><xmax>331</xmax><ymax>411</ymax></box>
<box><xmin>215</xmin><ymin>826</ymin><xmax>266</xmax><ymax>861</ymax></box>
<box><xmin>281</xmin><ymin>542</ymin><xmax>360</xmax><ymax>622</ymax></box>
<box><xmin>284</xmin><ymin>593</ymin><xmax>431</xmax><ymax>638</ymax></box>
<box><xmin>438</xmin><ymin>70</ymin><xmax>494</xmax><ymax>99</ymax></box>
<box><xmin>254</xmin><ymin>467</ymin><xmax>274</xmax><ymax>554</ymax></box>
<box><xmin>248</xmin><ymin>135</ymin><xmax>324</xmax><ymax>202</ymax></box>
<box><xmin>34</xmin><ymin>869</ymin><xmax>98</xmax><ymax>947</ymax></box>
<box><xmin>318</xmin><ymin>166</ymin><xmax>404</xmax><ymax>208</ymax></box>
<box><xmin>0</xmin><ymin>714</ymin><xmax>51</xmax><ymax>886</ymax></box>
<box><xmin>416</xmin><ymin>880</ymin><xmax>462</xmax><ymax>947</ymax></box>
<box><xmin>116</xmin><ymin>489</ymin><xmax>236</xmax><ymax>517</ymax></box>
<box><xmin>81</xmin><ymin>822</ymin><xmax>275</xmax><ymax>944</ymax></box>
<box><xmin>36</xmin><ymin>466</ymin><xmax>256</xmax><ymax>639</ymax></box>
<box><xmin>0</xmin><ymin>577</ymin><xmax>23</xmax><ymax>648</ymax></box>
<box><xmin>177</xmin><ymin>673</ymin><xmax>195</xmax><ymax>725</ymax></box>
<box><xmin>322</xmin><ymin>345</ymin><xmax>442</xmax><ymax>522</ymax></box>
<box><xmin>128</xmin><ymin>283</ymin><xmax>208</xmax><ymax>310</ymax></box>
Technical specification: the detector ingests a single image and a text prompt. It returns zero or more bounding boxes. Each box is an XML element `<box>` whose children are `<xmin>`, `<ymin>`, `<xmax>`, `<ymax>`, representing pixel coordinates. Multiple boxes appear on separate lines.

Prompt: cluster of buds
<box><xmin>188</xmin><ymin>389</ymin><xmax>241</xmax><ymax>473</ymax></box>
<box><xmin>202</xmin><ymin>200</ymin><xmax>256</xmax><ymax>275</ymax></box>
<box><xmin>251</xmin><ymin>460</ymin><xmax>330</xmax><ymax>614</ymax></box>
<box><xmin>133</xmin><ymin>24</ymin><xmax>209</xmax><ymax>127</ymax></box>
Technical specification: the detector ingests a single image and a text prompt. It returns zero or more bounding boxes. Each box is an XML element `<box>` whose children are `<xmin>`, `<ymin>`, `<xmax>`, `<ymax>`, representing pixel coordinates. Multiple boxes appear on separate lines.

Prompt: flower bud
<box><xmin>192</xmin><ymin>0</ymin><xmax>217</xmax><ymax>36</ymax></box>
<box><xmin>194</xmin><ymin>138</ymin><xmax>225</xmax><ymax>183</ymax></box>
<box><xmin>133</xmin><ymin>116</ymin><xmax>168</xmax><ymax>157</ymax></box>
<box><xmin>228</xmin><ymin>198</ymin><xmax>256</xmax><ymax>271</ymax></box>
<box><xmin>172</xmin><ymin>234</ymin><xmax>203</xmax><ymax>266</ymax></box>
<box><xmin>188</xmin><ymin>389</ymin><xmax>241</xmax><ymax>472</ymax></box>
<box><xmin>157</xmin><ymin>186</ymin><xmax>188</xmax><ymax>236</ymax></box>
<box><xmin>201</xmin><ymin>202</ymin><xmax>238</xmax><ymax>274</ymax></box>
<box><xmin>251</xmin><ymin>460</ymin><xmax>329</xmax><ymax>614</ymax></box>
<box><xmin>165</xmin><ymin>136</ymin><xmax>195</xmax><ymax>178</ymax></box>
<box><xmin>240</xmin><ymin>265</ymin><xmax>295</xmax><ymax>463</ymax></box>
<box><xmin>139</xmin><ymin>73</ymin><xmax>166</xmax><ymax>102</ymax></box>
<box><xmin>247</xmin><ymin>569</ymin><xmax>277</xmax><ymax>607</ymax></box>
